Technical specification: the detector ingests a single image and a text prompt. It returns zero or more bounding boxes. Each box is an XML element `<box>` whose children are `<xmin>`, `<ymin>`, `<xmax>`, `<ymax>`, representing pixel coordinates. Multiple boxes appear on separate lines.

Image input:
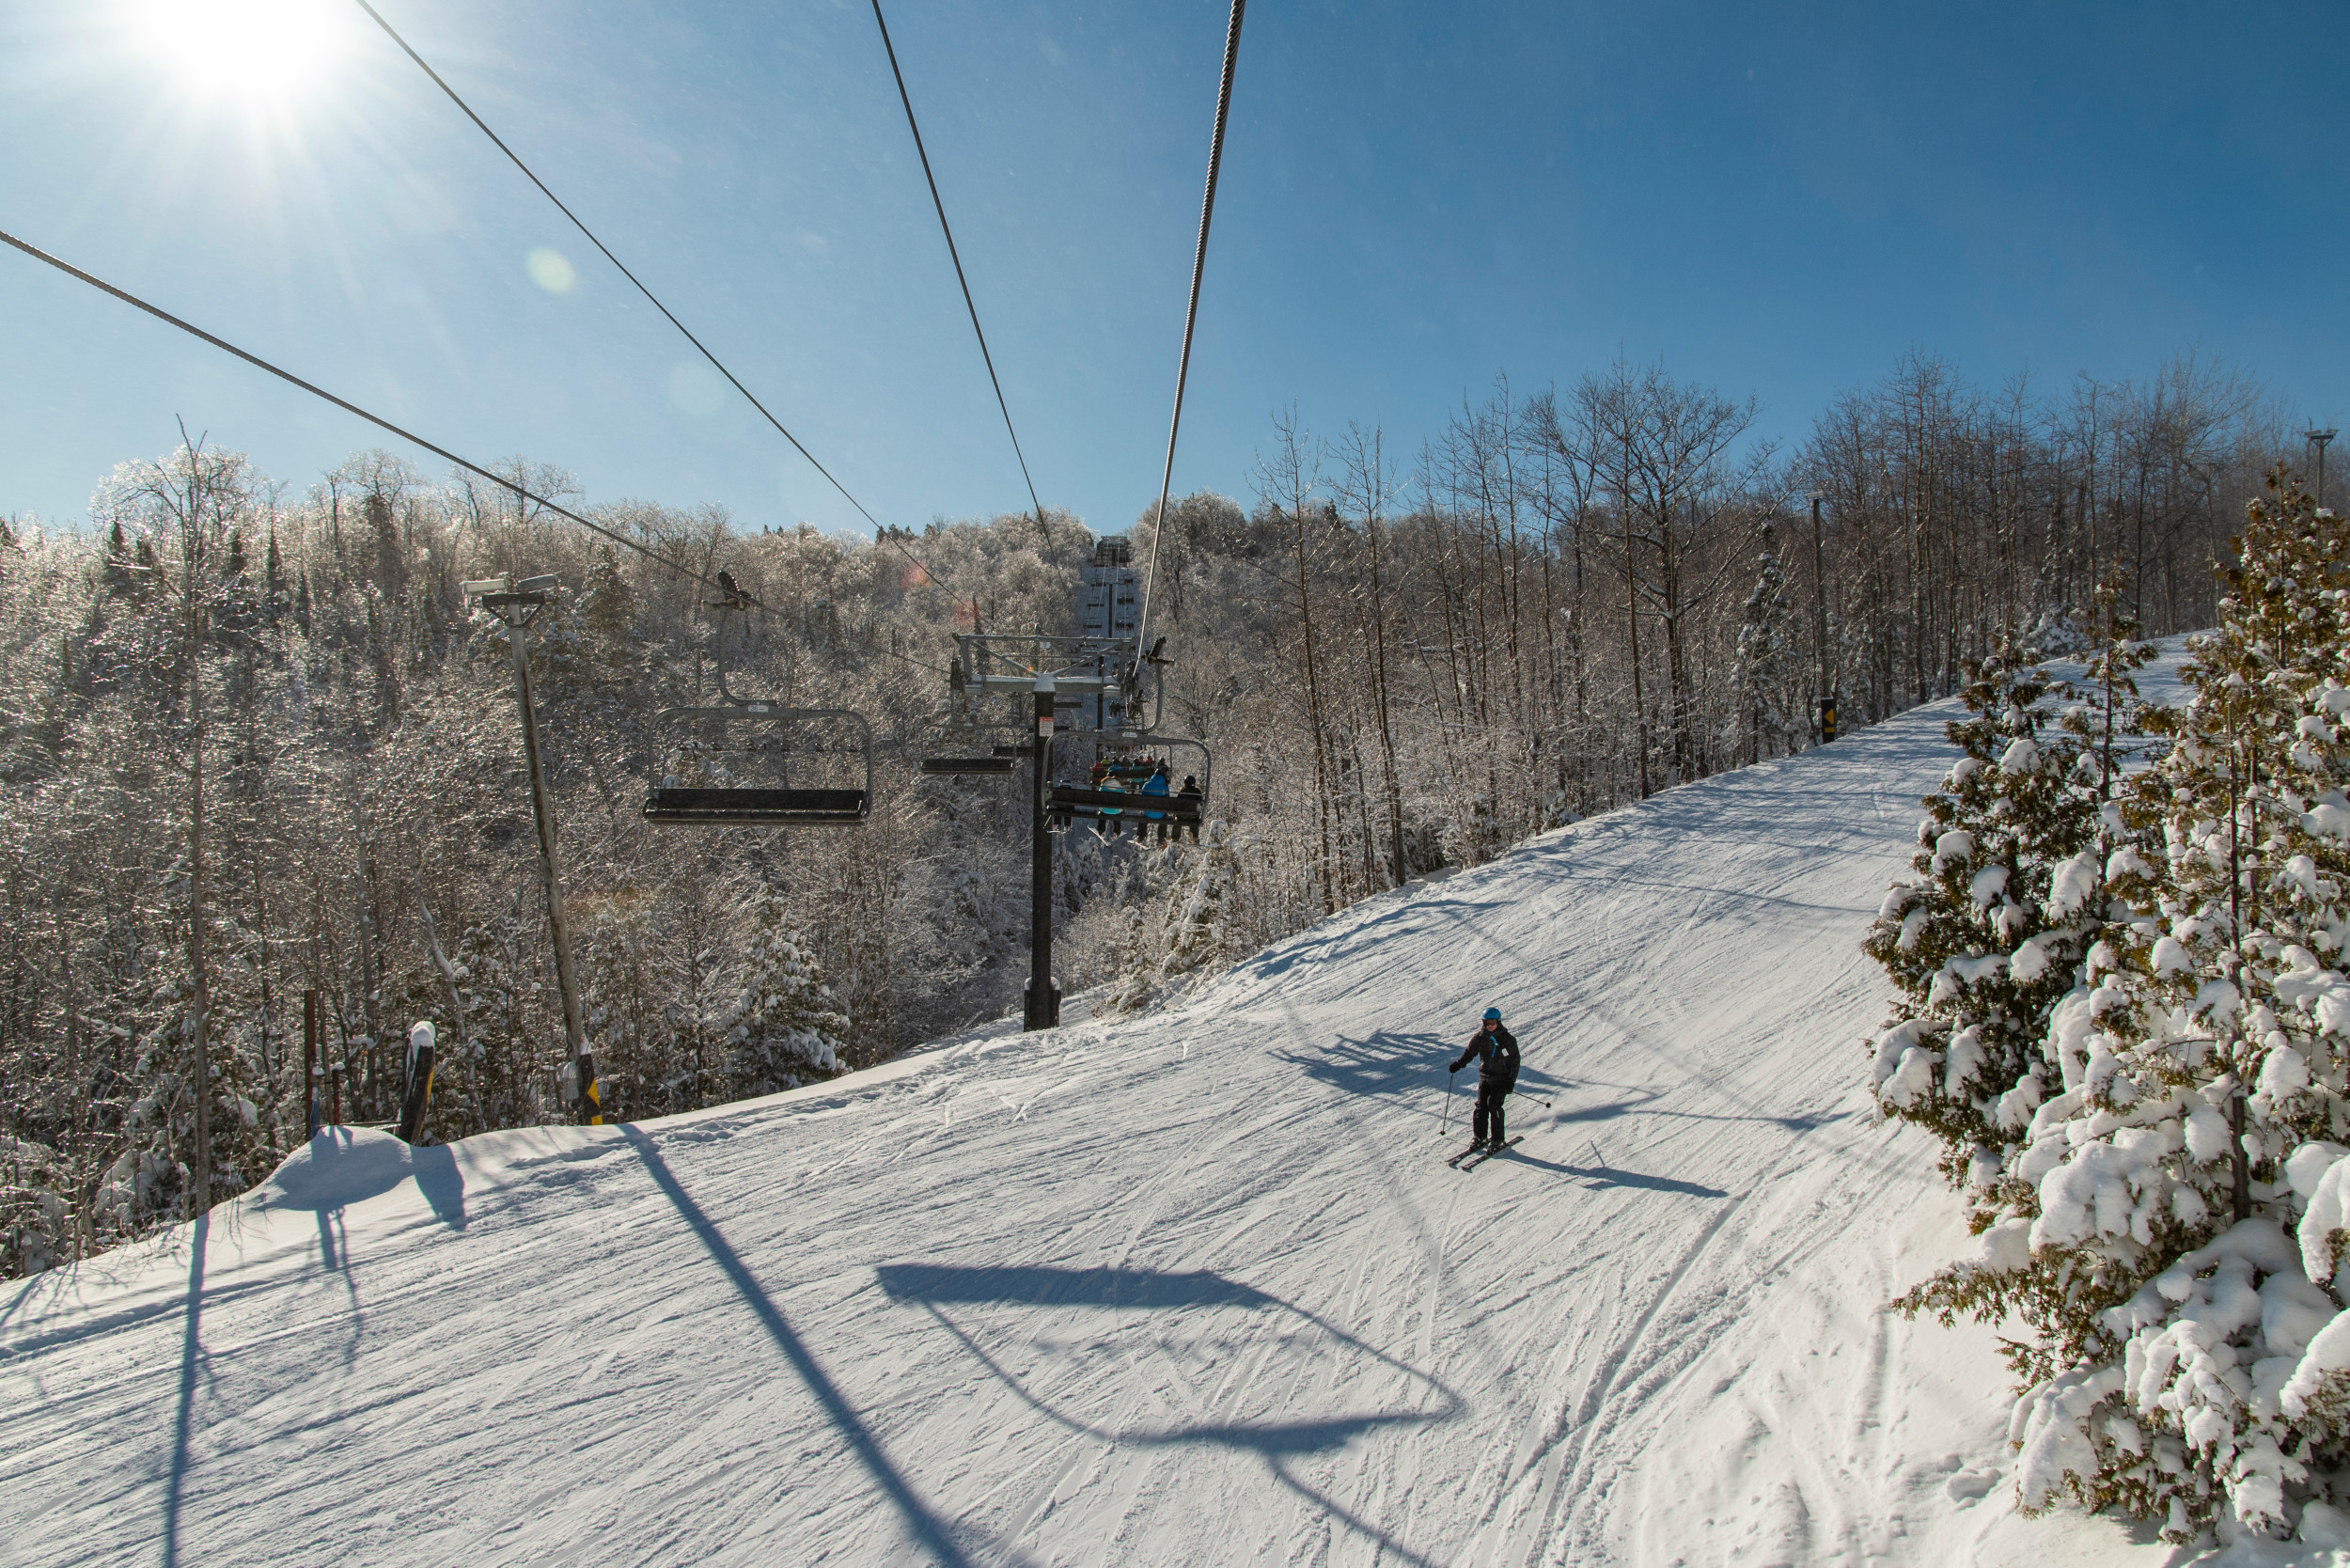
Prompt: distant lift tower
<box><xmin>1078</xmin><ymin>537</ymin><xmax>1141</xmax><ymax>730</ymax></box>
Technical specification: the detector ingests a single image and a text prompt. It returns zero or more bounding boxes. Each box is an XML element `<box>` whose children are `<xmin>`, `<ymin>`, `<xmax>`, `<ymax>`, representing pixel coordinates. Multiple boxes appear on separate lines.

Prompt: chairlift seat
<box><xmin>645</xmin><ymin>703</ymin><xmax>874</xmax><ymax>829</ymax></box>
<box><xmin>643</xmin><ymin>787</ymin><xmax>870</xmax><ymax>826</ymax></box>
<box><xmin>921</xmin><ymin>756</ymin><xmax>1020</xmax><ymax>776</ymax></box>
<box><xmin>1048</xmin><ymin>786</ymin><xmax>1202</xmax><ymax>823</ymax></box>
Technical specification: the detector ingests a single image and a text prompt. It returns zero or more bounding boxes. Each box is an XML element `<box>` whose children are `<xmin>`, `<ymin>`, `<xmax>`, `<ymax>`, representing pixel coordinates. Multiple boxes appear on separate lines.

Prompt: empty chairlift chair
<box><xmin>643</xmin><ymin>705</ymin><xmax>873</xmax><ymax>827</ymax></box>
<box><xmin>918</xmin><ymin>740</ymin><xmax>1024</xmax><ymax>776</ymax></box>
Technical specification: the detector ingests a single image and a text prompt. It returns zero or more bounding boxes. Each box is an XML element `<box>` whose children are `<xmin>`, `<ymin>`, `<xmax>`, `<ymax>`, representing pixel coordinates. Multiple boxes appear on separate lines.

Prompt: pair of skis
<box><xmin>1448</xmin><ymin>1135</ymin><xmax>1523</xmax><ymax>1170</ymax></box>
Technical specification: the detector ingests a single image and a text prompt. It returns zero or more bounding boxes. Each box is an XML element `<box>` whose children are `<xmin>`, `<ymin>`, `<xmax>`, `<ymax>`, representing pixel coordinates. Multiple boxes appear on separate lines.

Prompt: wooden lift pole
<box><xmin>464</xmin><ymin>576</ymin><xmax>596</xmax><ymax>1123</ymax></box>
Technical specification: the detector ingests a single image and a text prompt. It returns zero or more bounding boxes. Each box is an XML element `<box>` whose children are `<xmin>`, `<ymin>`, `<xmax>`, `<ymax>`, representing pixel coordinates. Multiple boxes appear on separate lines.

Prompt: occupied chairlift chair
<box><xmin>1046</xmin><ymin>730</ymin><xmax>1212</xmax><ymax>834</ymax></box>
<box><xmin>642</xmin><ymin>583</ymin><xmax>874</xmax><ymax>827</ymax></box>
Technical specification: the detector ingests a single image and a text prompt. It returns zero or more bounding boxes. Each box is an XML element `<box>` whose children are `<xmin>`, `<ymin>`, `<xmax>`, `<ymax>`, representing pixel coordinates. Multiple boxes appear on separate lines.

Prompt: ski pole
<box><xmin>1441</xmin><ymin>1070</ymin><xmax>1456</xmax><ymax>1136</ymax></box>
<box><xmin>1511</xmin><ymin>1087</ymin><xmax>1554</xmax><ymax>1108</ymax></box>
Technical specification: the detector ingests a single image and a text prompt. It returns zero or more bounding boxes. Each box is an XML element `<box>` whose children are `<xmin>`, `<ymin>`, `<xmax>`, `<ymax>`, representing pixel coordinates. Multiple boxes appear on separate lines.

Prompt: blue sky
<box><xmin>3</xmin><ymin>0</ymin><xmax>2345</xmax><ymax>539</ymax></box>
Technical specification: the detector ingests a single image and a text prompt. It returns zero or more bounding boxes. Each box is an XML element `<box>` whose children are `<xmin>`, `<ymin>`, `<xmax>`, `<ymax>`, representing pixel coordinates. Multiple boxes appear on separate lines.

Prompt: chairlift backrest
<box><xmin>643</xmin><ymin>705</ymin><xmax>873</xmax><ymax>827</ymax></box>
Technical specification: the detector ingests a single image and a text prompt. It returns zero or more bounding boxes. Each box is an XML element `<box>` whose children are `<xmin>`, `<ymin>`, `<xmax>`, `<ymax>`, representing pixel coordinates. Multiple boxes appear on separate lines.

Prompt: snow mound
<box><xmin>249</xmin><ymin>1126</ymin><xmax>417</xmax><ymax>1212</ymax></box>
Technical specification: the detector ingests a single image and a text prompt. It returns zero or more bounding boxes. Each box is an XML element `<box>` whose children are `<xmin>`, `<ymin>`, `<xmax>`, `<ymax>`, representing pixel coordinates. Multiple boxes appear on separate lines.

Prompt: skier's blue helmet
<box><xmin>1482</xmin><ymin>1007</ymin><xmax>1502</xmax><ymax>1021</ymax></box>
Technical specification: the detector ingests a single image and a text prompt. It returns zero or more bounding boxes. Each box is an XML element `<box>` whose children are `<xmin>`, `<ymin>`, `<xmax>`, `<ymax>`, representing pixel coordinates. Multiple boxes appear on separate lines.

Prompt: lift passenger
<box><xmin>1175</xmin><ymin>775</ymin><xmax>1203</xmax><ymax>841</ymax></box>
<box><xmin>1141</xmin><ymin>763</ymin><xmax>1172</xmax><ymax>843</ymax></box>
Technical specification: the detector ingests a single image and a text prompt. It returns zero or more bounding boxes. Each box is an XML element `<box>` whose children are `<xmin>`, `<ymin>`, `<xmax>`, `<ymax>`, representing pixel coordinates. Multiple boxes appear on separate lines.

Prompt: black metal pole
<box><xmin>1026</xmin><ymin>676</ymin><xmax>1059</xmax><ymax>1029</ymax></box>
<box><xmin>1810</xmin><ymin>493</ymin><xmax>1833</xmax><ymax>744</ymax></box>
<box><xmin>304</xmin><ymin>989</ymin><xmax>320</xmax><ymax>1140</ymax></box>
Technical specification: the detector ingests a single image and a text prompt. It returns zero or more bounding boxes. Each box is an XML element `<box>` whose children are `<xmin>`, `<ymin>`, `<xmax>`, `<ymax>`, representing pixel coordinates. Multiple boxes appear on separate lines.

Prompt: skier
<box><xmin>1449</xmin><ymin>1007</ymin><xmax>1520</xmax><ymax>1152</ymax></box>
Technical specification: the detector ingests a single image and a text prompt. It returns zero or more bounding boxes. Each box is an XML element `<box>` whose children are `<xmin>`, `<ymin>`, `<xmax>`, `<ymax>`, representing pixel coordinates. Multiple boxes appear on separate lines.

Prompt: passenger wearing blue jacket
<box><xmin>1449</xmin><ymin>1008</ymin><xmax>1521</xmax><ymax>1152</ymax></box>
<box><xmin>1140</xmin><ymin>763</ymin><xmax>1172</xmax><ymax>843</ymax></box>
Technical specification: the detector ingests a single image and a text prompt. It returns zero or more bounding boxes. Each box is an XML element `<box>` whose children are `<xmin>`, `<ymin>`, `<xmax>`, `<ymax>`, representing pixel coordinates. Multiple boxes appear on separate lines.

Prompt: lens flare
<box><xmin>526</xmin><ymin>247</ymin><xmax>578</xmax><ymax>293</ymax></box>
<box><xmin>135</xmin><ymin>0</ymin><xmax>346</xmax><ymax>102</ymax></box>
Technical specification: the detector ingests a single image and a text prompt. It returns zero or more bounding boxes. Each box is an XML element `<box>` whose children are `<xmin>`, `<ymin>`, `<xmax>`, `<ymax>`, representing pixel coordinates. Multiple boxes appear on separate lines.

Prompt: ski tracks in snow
<box><xmin>1</xmin><ymin>676</ymin><xmax>2190</xmax><ymax>1567</ymax></box>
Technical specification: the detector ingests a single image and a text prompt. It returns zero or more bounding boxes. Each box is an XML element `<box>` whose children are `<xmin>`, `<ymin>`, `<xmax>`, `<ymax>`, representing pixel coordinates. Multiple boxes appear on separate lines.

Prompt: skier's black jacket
<box><xmin>1450</xmin><ymin>1024</ymin><xmax>1520</xmax><ymax>1089</ymax></box>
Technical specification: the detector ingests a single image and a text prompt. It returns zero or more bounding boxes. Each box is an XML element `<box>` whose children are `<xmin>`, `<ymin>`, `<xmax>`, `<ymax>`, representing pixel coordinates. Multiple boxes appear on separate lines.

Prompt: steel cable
<box><xmin>0</xmin><ymin>225</ymin><xmax>752</xmax><ymax>602</ymax></box>
<box><xmin>348</xmin><ymin>0</ymin><xmax>885</xmax><ymax>540</ymax></box>
<box><xmin>1133</xmin><ymin>0</ymin><xmax>1246</xmax><ymax>673</ymax></box>
<box><xmin>867</xmin><ymin>0</ymin><xmax>1051</xmax><ymax>541</ymax></box>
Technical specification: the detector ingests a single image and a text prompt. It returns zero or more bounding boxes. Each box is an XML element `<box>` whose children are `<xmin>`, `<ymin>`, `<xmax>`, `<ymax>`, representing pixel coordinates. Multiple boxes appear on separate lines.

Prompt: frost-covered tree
<box><xmin>1108</xmin><ymin>823</ymin><xmax>1244</xmax><ymax>1011</ymax></box>
<box><xmin>435</xmin><ymin>917</ymin><xmax>534</xmax><ymax>1138</ymax></box>
<box><xmin>1894</xmin><ymin>474</ymin><xmax>2350</xmax><ymax>1543</ymax></box>
<box><xmin>1730</xmin><ymin>522</ymin><xmax>1803</xmax><ymax>762</ymax></box>
<box><xmin>723</xmin><ymin>885</ymin><xmax>847</xmax><ymax>1097</ymax></box>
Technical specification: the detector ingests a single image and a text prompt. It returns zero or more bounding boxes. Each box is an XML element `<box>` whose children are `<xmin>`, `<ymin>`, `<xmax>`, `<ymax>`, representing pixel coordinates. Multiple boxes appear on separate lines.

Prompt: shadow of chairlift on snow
<box><xmin>1274</xmin><ymin>1029</ymin><xmax>1453</xmax><ymax>1101</ymax></box>
<box><xmin>1274</xmin><ymin>1032</ymin><xmax>1571</xmax><ymax>1123</ymax></box>
<box><xmin>877</xmin><ymin>1262</ymin><xmax>1467</xmax><ymax>1567</ymax></box>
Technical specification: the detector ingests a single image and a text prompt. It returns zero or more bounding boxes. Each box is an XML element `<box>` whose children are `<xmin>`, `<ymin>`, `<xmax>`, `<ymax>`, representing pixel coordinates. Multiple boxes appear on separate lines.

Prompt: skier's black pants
<box><xmin>1473</xmin><ymin>1082</ymin><xmax>1507</xmax><ymax>1145</ymax></box>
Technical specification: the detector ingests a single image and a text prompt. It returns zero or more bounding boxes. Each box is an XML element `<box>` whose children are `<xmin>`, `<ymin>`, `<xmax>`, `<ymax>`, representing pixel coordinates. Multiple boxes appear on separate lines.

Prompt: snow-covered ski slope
<box><xmin>5</xmin><ymin>679</ymin><xmax>2201</xmax><ymax>1568</ymax></box>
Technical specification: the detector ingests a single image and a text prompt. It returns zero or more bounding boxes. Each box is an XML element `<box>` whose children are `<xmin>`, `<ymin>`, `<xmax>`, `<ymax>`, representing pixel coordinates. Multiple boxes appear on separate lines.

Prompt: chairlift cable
<box><xmin>868</xmin><ymin>0</ymin><xmax>1052</xmax><ymax>542</ymax></box>
<box><xmin>1133</xmin><ymin>0</ymin><xmax>1246</xmax><ymax>673</ymax></box>
<box><xmin>0</xmin><ymin>225</ymin><xmax>751</xmax><ymax>602</ymax></box>
<box><xmin>347</xmin><ymin>0</ymin><xmax>884</xmax><ymax>539</ymax></box>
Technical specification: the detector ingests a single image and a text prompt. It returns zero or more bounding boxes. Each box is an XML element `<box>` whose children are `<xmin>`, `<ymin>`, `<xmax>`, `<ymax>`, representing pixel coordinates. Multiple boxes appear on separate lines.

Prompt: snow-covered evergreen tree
<box><xmin>723</xmin><ymin>885</ymin><xmax>847</xmax><ymax>1097</ymax></box>
<box><xmin>1867</xmin><ymin>618</ymin><xmax>2152</xmax><ymax>1185</ymax></box>
<box><xmin>1894</xmin><ymin>474</ymin><xmax>2350</xmax><ymax>1543</ymax></box>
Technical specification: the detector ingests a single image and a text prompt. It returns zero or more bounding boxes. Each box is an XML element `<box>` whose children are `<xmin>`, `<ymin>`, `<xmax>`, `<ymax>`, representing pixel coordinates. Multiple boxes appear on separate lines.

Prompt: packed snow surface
<box><xmin>5</xmin><ymin>669</ymin><xmax>2216</xmax><ymax>1566</ymax></box>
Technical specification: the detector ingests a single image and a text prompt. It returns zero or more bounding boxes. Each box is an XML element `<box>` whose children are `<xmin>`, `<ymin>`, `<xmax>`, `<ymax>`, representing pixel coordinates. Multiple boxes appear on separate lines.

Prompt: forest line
<box><xmin>0</xmin><ymin>346</ymin><xmax>2311</xmax><ymax>1276</ymax></box>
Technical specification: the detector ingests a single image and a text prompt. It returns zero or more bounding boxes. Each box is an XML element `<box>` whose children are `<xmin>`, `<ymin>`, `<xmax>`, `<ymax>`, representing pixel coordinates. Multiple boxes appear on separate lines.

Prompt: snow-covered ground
<box><xmin>3</xmin><ymin>670</ymin><xmax>2212</xmax><ymax>1566</ymax></box>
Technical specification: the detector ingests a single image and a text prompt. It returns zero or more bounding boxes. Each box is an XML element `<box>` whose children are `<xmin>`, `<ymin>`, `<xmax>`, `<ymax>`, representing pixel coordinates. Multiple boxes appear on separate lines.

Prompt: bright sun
<box><xmin>136</xmin><ymin>0</ymin><xmax>347</xmax><ymax>102</ymax></box>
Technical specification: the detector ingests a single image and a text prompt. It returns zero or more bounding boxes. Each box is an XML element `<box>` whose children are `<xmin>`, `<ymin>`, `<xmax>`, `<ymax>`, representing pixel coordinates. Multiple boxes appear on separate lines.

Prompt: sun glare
<box><xmin>135</xmin><ymin>0</ymin><xmax>347</xmax><ymax>102</ymax></box>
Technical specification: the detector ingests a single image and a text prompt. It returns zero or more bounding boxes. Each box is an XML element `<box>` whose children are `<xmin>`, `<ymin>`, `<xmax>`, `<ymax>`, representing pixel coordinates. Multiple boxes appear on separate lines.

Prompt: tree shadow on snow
<box><xmin>877</xmin><ymin>1262</ymin><xmax>1466</xmax><ymax>1567</ymax></box>
<box><xmin>1551</xmin><ymin>1085</ymin><xmax>1828</xmax><ymax>1136</ymax></box>
<box><xmin>159</xmin><ymin>1213</ymin><xmax>209</xmax><ymax>1568</ymax></box>
<box><xmin>621</xmin><ymin>1129</ymin><xmax>1025</xmax><ymax>1568</ymax></box>
<box><xmin>1246</xmin><ymin>898</ymin><xmax>1512</xmax><ymax>980</ymax></box>
<box><xmin>1505</xmin><ymin>1149</ymin><xmax>1729</xmax><ymax>1198</ymax></box>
